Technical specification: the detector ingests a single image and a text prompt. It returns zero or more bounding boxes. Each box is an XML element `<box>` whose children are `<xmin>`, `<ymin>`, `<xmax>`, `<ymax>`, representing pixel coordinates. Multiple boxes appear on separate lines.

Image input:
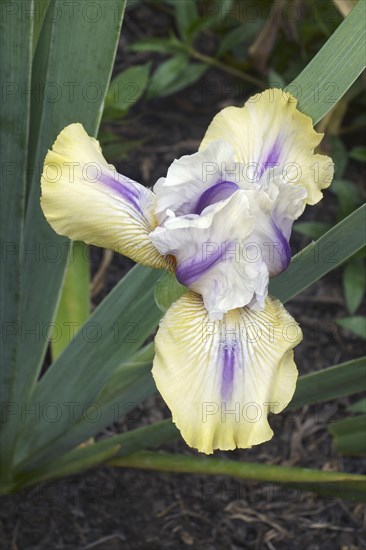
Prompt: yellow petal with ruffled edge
<box><xmin>153</xmin><ymin>291</ymin><xmax>302</xmax><ymax>454</ymax></box>
<box><xmin>200</xmin><ymin>89</ymin><xmax>334</xmax><ymax>205</ymax></box>
<box><xmin>41</xmin><ymin>123</ymin><xmax>173</xmax><ymax>270</ymax></box>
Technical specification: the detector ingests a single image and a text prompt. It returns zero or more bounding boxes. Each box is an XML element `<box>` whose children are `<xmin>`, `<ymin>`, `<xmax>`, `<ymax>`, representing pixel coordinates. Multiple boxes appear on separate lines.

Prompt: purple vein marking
<box><xmin>270</xmin><ymin>221</ymin><xmax>291</xmax><ymax>276</ymax></box>
<box><xmin>176</xmin><ymin>240</ymin><xmax>233</xmax><ymax>286</ymax></box>
<box><xmin>99</xmin><ymin>173</ymin><xmax>142</xmax><ymax>213</ymax></box>
<box><xmin>257</xmin><ymin>138</ymin><xmax>282</xmax><ymax>180</ymax></box>
<box><xmin>221</xmin><ymin>346</ymin><xmax>236</xmax><ymax>401</ymax></box>
<box><xmin>195</xmin><ymin>180</ymin><xmax>239</xmax><ymax>214</ymax></box>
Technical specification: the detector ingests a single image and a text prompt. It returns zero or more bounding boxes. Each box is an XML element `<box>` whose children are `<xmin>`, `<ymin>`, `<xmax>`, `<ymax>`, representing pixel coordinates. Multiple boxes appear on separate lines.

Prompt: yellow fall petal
<box><xmin>153</xmin><ymin>291</ymin><xmax>302</xmax><ymax>454</ymax></box>
<box><xmin>200</xmin><ymin>88</ymin><xmax>334</xmax><ymax>205</ymax></box>
<box><xmin>41</xmin><ymin>123</ymin><xmax>173</xmax><ymax>270</ymax></box>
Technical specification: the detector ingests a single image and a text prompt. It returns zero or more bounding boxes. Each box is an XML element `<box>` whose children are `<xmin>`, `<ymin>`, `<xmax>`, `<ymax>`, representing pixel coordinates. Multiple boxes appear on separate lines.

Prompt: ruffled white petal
<box><xmin>150</xmin><ymin>178</ymin><xmax>306</xmax><ymax>315</ymax></box>
<box><xmin>245</xmin><ymin>181</ymin><xmax>306</xmax><ymax>276</ymax></box>
<box><xmin>153</xmin><ymin>140</ymin><xmax>239</xmax><ymax>223</ymax></box>
<box><xmin>150</xmin><ymin>190</ymin><xmax>270</xmax><ymax>317</ymax></box>
<box><xmin>153</xmin><ymin>292</ymin><xmax>302</xmax><ymax>454</ymax></box>
<box><xmin>41</xmin><ymin>123</ymin><xmax>173</xmax><ymax>270</ymax></box>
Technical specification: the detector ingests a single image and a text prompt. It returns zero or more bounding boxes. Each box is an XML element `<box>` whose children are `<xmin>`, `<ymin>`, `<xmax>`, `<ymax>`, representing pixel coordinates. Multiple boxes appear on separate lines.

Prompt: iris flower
<box><xmin>41</xmin><ymin>89</ymin><xmax>334</xmax><ymax>454</ymax></box>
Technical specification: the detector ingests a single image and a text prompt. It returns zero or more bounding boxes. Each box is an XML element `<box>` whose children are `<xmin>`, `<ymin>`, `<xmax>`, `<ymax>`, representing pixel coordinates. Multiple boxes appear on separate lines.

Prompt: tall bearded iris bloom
<box><xmin>41</xmin><ymin>89</ymin><xmax>334</xmax><ymax>454</ymax></box>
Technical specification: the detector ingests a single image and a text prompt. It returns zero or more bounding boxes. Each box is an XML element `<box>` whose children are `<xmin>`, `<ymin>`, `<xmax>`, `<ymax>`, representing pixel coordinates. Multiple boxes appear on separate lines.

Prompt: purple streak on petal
<box><xmin>221</xmin><ymin>346</ymin><xmax>236</xmax><ymax>401</ymax></box>
<box><xmin>99</xmin><ymin>173</ymin><xmax>142</xmax><ymax>213</ymax></box>
<box><xmin>258</xmin><ymin>138</ymin><xmax>282</xmax><ymax>179</ymax></box>
<box><xmin>269</xmin><ymin>222</ymin><xmax>291</xmax><ymax>277</ymax></box>
<box><xmin>195</xmin><ymin>180</ymin><xmax>239</xmax><ymax>214</ymax></box>
<box><xmin>265</xmin><ymin>141</ymin><xmax>282</xmax><ymax>167</ymax></box>
<box><xmin>176</xmin><ymin>240</ymin><xmax>233</xmax><ymax>286</ymax></box>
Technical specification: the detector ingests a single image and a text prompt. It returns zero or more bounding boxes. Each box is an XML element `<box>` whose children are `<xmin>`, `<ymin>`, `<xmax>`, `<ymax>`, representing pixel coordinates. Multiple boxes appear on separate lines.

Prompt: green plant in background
<box><xmin>1</xmin><ymin>0</ymin><xmax>126</xmax><ymax>487</ymax></box>
<box><xmin>1</xmin><ymin>0</ymin><xmax>365</xmax><ymax>501</ymax></box>
<box><xmin>129</xmin><ymin>0</ymin><xmax>264</xmax><ymax>97</ymax></box>
<box><xmin>127</xmin><ymin>0</ymin><xmax>347</xmax><ymax>96</ymax></box>
<box><xmin>99</xmin><ymin>62</ymin><xmax>151</xmax><ymax>160</ymax></box>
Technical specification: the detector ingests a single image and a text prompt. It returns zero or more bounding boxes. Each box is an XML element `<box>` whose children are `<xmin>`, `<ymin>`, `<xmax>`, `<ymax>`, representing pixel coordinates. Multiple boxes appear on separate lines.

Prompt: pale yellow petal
<box><xmin>153</xmin><ymin>292</ymin><xmax>302</xmax><ymax>454</ymax></box>
<box><xmin>41</xmin><ymin>123</ymin><xmax>173</xmax><ymax>270</ymax></box>
<box><xmin>200</xmin><ymin>88</ymin><xmax>334</xmax><ymax>205</ymax></box>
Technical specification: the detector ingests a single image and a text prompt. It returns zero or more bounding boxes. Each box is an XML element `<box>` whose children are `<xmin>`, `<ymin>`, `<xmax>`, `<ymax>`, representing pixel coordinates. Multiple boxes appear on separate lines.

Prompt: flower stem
<box><xmin>186</xmin><ymin>46</ymin><xmax>265</xmax><ymax>89</ymax></box>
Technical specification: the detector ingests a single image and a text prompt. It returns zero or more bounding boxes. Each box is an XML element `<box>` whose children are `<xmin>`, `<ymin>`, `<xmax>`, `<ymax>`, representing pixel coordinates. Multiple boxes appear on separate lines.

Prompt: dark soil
<box><xmin>1</xmin><ymin>3</ymin><xmax>365</xmax><ymax>549</ymax></box>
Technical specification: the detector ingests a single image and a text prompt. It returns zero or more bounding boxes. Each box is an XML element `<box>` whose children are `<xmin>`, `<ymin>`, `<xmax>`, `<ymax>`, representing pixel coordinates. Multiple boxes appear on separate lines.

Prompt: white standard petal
<box><xmin>153</xmin><ymin>140</ymin><xmax>246</xmax><ymax>223</ymax></box>
<box><xmin>242</xmin><ymin>181</ymin><xmax>307</xmax><ymax>277</ymax></box>
<box><xmin>150</xmin><ymin>190</ymin><xmax>270</xmax><ymax>317</ymax></box>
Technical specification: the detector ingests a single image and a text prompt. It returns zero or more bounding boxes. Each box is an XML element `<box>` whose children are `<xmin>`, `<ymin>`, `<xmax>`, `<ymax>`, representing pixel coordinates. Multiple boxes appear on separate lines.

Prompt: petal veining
<box><xmin>41</xmin><ymin>123</ymin><xmax>173</xmax><ymax>270</ymax></box>
<box><xmin>153</xmin><ymin>292</ymin><xmax>302</xmax><ymax>454</ymax></box>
